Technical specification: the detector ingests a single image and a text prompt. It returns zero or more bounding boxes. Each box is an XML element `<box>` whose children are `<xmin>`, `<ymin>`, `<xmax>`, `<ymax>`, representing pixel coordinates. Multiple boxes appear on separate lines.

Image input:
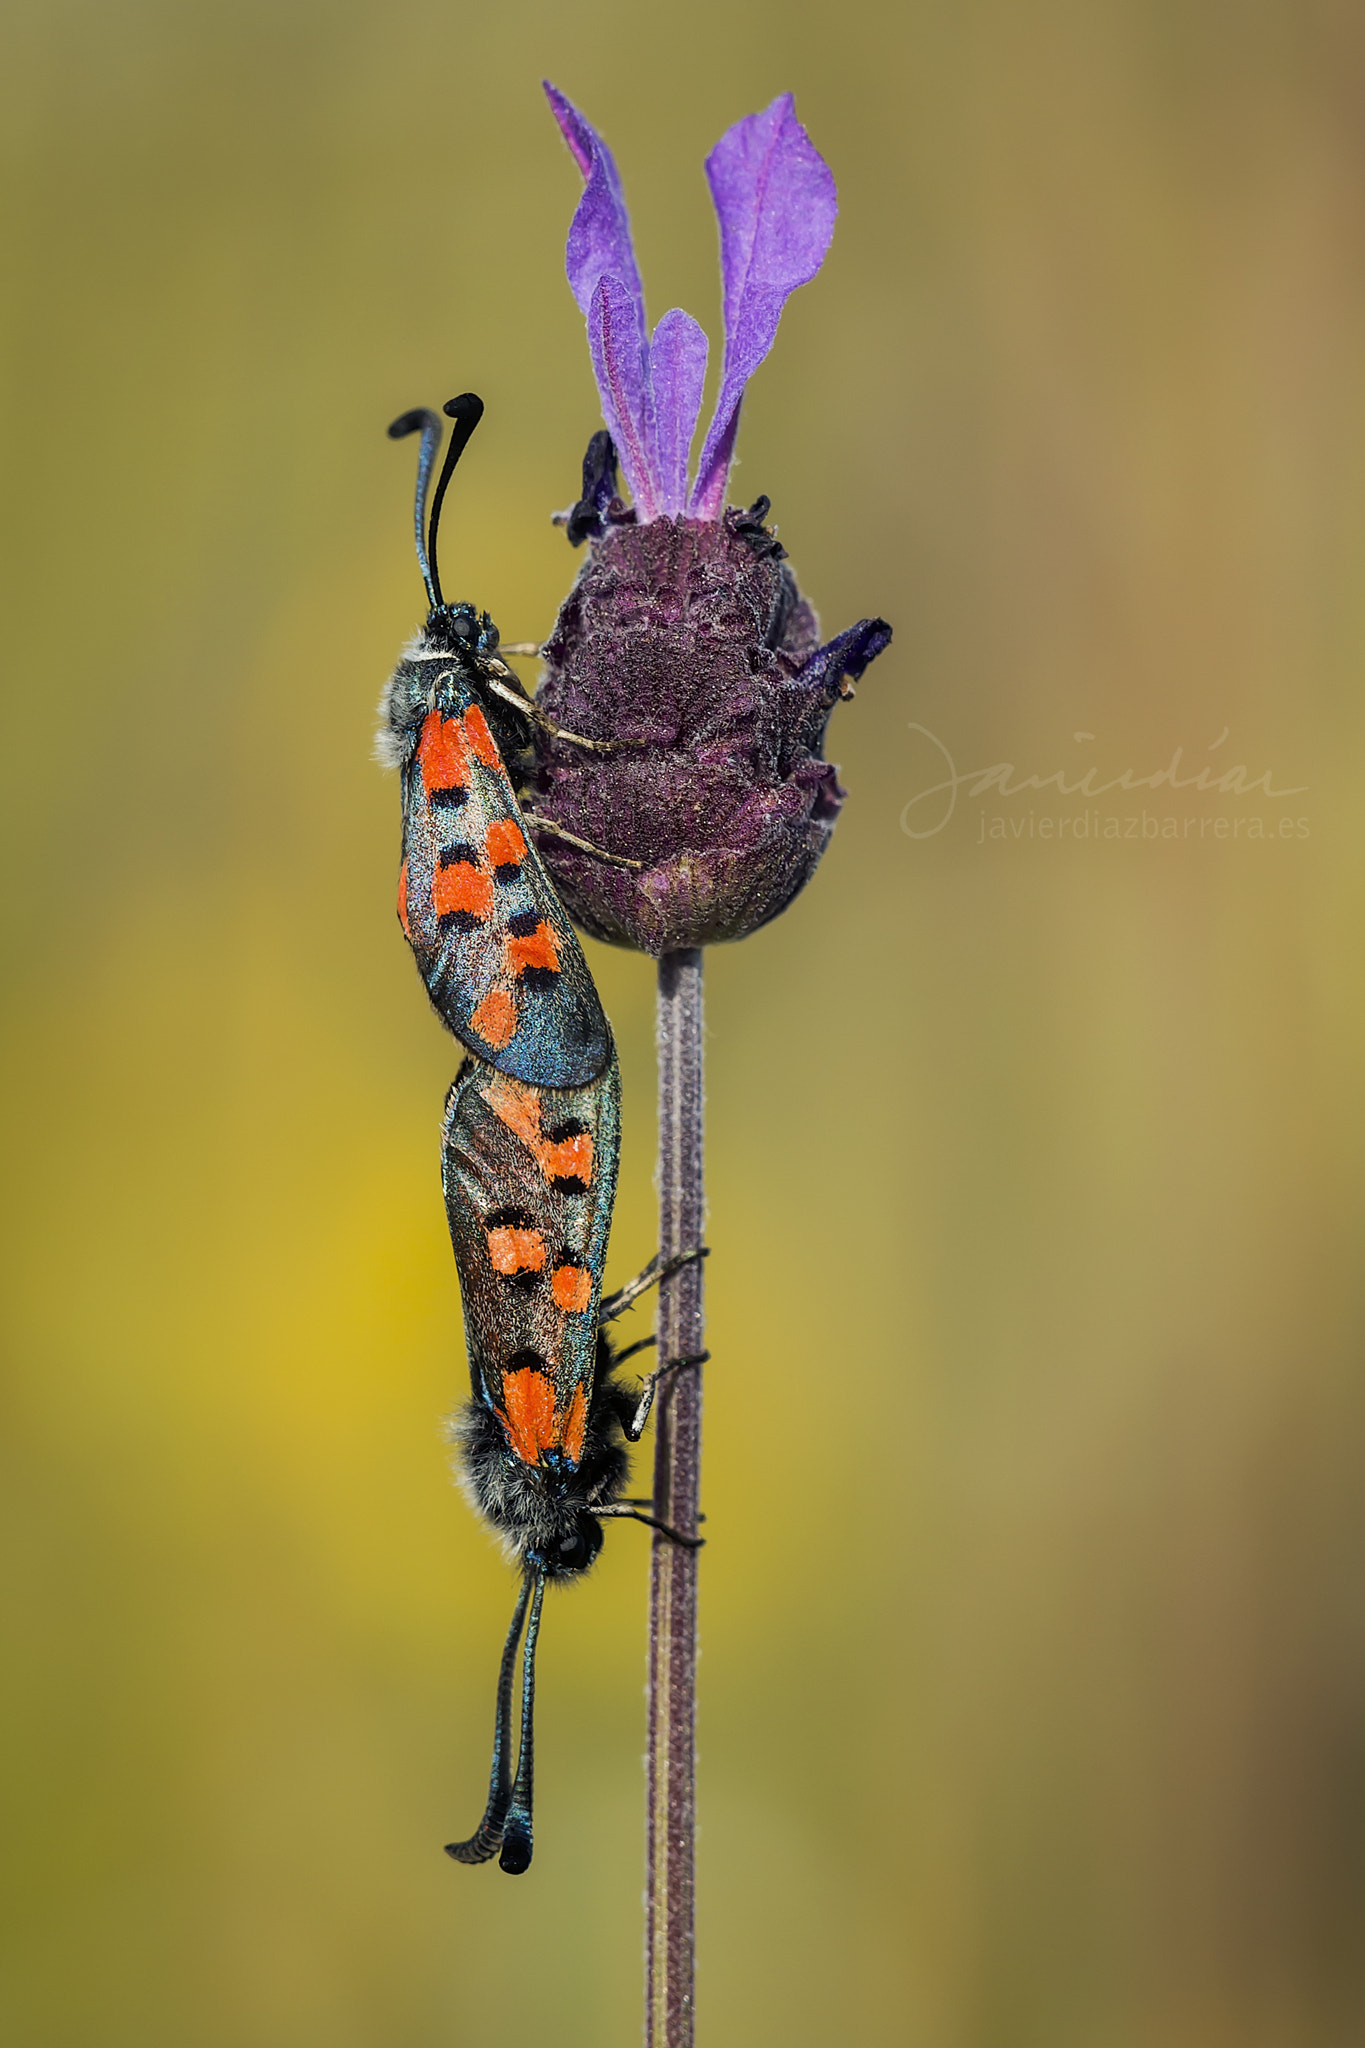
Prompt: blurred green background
<box><xmin>3</xmin><ymin>1</ymin><xmax>1364</xmax><ymax>2043</ymax></box>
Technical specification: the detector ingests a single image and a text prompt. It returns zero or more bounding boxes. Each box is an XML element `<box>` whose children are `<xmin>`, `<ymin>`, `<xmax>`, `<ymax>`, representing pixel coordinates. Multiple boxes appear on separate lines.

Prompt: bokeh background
<box><xmin>3</xmin><ymin>2</ymin><xmax>1364</xmax><ymax>2043</ymax></box>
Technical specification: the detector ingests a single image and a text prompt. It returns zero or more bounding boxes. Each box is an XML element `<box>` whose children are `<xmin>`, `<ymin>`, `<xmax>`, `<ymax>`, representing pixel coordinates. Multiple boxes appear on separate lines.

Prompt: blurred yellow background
<box><xmin>3</xmin><ymin>2</ymin><xmax>1363</xmax><ymax>2042</ymax></box>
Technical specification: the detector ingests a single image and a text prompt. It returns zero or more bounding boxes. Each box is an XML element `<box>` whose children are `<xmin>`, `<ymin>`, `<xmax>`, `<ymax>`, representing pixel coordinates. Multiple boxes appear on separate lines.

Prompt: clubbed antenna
<box><xmin>497</xmin><ymin>1568</ymin><xmax>547</xmax><ymax>1874</ymax></box>
<box><xmin>444</xmin><ymin>1569</ymin><xmax>533</xmax><ymax>1866</ymax></box>
<box><xmin>386</xmin><ymin>407</ymin><xmax>444</xmax><ymax>610</ymax></box>
<box><xmin>426</xmin><ymin>392</ymin><xmax>486</xmax><ymax>610</ymax></box>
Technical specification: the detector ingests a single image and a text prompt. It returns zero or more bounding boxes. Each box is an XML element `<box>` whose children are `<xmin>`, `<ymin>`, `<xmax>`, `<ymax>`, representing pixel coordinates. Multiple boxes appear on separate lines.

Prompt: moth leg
<box><xmin>622</xmin><ymin>1351</ymin><xmax>709</xmax><ymax>1443</ymax></box>
<box><xmin>496</xmin><ymin>642</ymin><xmax>544</xmax><ymax>657</ymax></box>
<box><xmin>589</xmin><ymin>1503</ymin><xmax>705</xmax><ymax>1550</ymax></box>
<box><xmin>611</xmin><ymin>1334</ymin><xmax>658</xmax><ymax>1368</ymax></box>
<box><xmin>599</xmin><ymin>1245</ymin><xmax>709</xmax><ymax>1324</ymax></box>
<box><xmin>484</xmin><ymin>666</ymin><xmax>644</xmax><ymax>756</ymax></box>
<box><xmin>519</xmin><ymin>811</ymin><xmax>644</xmax><ymax>871</ymax></box>
<box><xmin>540</xmin><ymin>719</ymin><xmax>647</xmax><ymax>755</ymax></box>
<box><xmin>615</xmin><ymin>1499</ymin><xmax>708</xmax><ymax>1522</ymax></box>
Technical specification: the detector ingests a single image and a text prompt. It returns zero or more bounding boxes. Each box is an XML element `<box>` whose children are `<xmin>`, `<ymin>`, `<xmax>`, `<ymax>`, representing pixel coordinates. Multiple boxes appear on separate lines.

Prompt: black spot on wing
<box><xmin>504</xmin><ymin>1348</ymin><xmax>548</xmax><ymax>1376</ymax></box>
<box><xmin>499</xmin><ymin>1268</ymin><xmax>544</xmax><ymax>1296</ymax></box>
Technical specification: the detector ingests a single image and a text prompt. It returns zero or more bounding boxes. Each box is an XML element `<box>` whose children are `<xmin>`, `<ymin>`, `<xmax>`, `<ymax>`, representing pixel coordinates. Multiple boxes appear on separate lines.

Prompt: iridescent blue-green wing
<box><xmin>394</xmin><ymin>668</ymin><xmax>610</xmax><ymax>1088</ymax></box>
<box><xmin>441</xmin><ymin>1051</ymin><xmax>621</xmax><ymax>1460</ymax></box>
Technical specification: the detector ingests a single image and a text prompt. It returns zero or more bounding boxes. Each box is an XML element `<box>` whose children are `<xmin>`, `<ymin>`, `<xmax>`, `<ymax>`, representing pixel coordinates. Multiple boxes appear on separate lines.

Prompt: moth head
<box><xmin>535</xmin><ymin>1508</ymin><xmax>604</xmax><ymax>1579</ymax></box>
<box><xmin>423</xmin><ymin>599</ymin><xmax>500</xmax><ymax>660</ymax></box>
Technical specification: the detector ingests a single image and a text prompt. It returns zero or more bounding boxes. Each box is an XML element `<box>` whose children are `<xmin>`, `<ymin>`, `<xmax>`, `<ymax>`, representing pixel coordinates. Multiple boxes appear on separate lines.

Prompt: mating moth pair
<box><xmin>379</xmin><ymin>398</ymin><xmax>701</xmax><ymax>1875</ymax></box>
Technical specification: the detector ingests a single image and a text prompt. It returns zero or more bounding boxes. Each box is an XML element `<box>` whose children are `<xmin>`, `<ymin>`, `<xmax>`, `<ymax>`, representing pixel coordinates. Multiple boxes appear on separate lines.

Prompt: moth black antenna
<box><xmin>426</xmin><ymin>392</ymin><xmax>485</xmax><ymax>612</ymax></box>
<box><xmin>444</xmin><ymin>1569</ymin><xmax>533</xmax><ymax>1866</ymax></box>
<box><xmin>498</xmin><ymin>1567</ymin><xmax>547</xmax><ymax>1875</ymax></box>
<box><xmin>387</xmin><ymin>407</ymin><xmax>445</xmax><ymax>611</ymax></box>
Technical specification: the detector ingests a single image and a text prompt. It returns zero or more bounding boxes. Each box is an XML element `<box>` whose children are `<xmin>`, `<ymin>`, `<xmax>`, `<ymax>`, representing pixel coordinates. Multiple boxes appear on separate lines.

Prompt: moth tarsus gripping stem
<box><xmin>617</xmin><ymin>1499</ymin><xmax>709</xmax><ymax>1522</ymax></box>
<box><xmin>625</xmin><ymin>1352</ymin><xmax>708</xmax><ymax>1443</ymax></box>
<box><xmin>599</xmin><ymin>1245</ymin><xmax>709</xmax><ymax>1324</ymax></box>
<box><xmin>654</xmin><ymin>1350</ymin><xmax>709</xmax><ymax>1386</ymax></box>
<box><xmin>519</xmin><ymin>813</ymin><xmax>643</xmax><ymax>871</ymax></box>
<box><xmin>613</xmin><ymin>1507</ymin><xmax>712</xmax><ymax>1523</ymax></box>
<box><xmin>591</xmin><ymin>1505</ymin><xmax>705</xmax><ymax>1550</ymax></box>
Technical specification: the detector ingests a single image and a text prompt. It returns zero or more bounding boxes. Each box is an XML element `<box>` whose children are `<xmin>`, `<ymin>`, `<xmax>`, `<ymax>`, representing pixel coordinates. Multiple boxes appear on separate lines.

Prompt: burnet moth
<box><xmin>378</xmin><ymin>394</ymin><xmax>704</xmax><ymax>1873</ymax></box>
<box><xmin>440</xmin><ymin>1044</ymin><xmax>706</xmax><ymax>1873</ymax></box>
<box><xmin>378</xmin><ymin>395</ymin><xmax>638</xmax><ymax>1088</ymax></box>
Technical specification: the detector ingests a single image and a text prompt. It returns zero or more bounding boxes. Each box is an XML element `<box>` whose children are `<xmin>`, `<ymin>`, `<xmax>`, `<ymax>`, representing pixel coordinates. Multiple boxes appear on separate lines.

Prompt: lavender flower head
<box><xmin>532</xmin><ymin>84</ymin><xmax>891</xmax><ymax>955</ymax></box>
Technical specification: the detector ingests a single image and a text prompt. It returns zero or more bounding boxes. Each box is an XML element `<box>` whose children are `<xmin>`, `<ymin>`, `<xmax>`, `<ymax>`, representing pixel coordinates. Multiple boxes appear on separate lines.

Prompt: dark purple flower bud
<box><xmin>532</xmin><ymin>86</ymin><xmax>890</xmax><ymax>955</ymax></box>
<box><xmin>534</xmin><ymin>505</ymin><xmax>890</xmax><ymax>953</ymax></box>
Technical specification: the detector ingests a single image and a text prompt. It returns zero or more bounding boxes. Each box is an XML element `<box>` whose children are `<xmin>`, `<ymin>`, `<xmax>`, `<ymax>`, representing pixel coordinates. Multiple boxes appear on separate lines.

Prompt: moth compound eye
<box><xmin>552</xmin><ymin>1525</ymin><xmax>598</xmax><ymax>1574</ymax></box>
<box><xmin>450</xmin><ymin>613</ymin><xmax>478</xmax><ymax>645</ymax></box>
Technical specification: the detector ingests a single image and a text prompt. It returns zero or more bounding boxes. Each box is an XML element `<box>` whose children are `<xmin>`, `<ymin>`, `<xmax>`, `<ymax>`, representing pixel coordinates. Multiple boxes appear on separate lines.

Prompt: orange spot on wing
<box><xmin>433</xmin><ymin>862</ymin><xmax>493</xmax><ymax>922</ymax></box>
<box><xmin>543</xmin><ymin>1133</ymin><xmax>593</xmax><ymax>1187</ymax></box>
<box><xmin>483</xmin><ymin>1073</ymin><xmax>595</xmax><ymax>1189</ymax></box>
<box><xmin>562</xmin><ymin>1382</ymin><xmax>588</xmax><ymax>1464</ymax></box>
<box><xmin>485</xmin><ymin>818</ymin><xmax>527</xmax><ymax>870</ymax></box>
<box><xmin>418</xmin><ymin>712</ymin><xmax>469</xmax><ymax>794</ymax></box>
<box><xmin>463</xmin><ymin>704</ymin><xmax>503</xmax><ymax>770</ymax></box>
<box><xmin>508</xmin><ymin>921</ymin><xmax>561</xmax><ymax>977</ymax></box>
<box><xmin>483</xmin><ymin>1072</ymin><xmax>543</xmax><ymax>1148</ymax></box>
<box><xmin>471</xmin><ymin>990</ymin><xmax>517</xmax><ymax>1049</ymax></box>
<box><xmin>488</xmin><ymin>1226</ymin><xmax>547</xmax><ymax>1276</ymax></box>
<box><xmin>397</xmin><ymin>860</ymin><xmax>411</xmax><ymax>939</ymax></box>
<box><xmin>550</xmin><ymin>1264</ymin><xmax>592</xmax><ymax>1313</ymax></box>
<box><xmin>501</xmin><ymin>1367</ymin><xmax>559</xmax><ymax>1464</ymax></box>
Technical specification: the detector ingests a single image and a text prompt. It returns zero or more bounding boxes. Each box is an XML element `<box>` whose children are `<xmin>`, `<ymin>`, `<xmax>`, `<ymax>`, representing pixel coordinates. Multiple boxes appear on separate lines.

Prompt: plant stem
<box><xmin>646</xmin><ymin>948</ymin><xmax>705</xmax><ymax>2048</ymax></box>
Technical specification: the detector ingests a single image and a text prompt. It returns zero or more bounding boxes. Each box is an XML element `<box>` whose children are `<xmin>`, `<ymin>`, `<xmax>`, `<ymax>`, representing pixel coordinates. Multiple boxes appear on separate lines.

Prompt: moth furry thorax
<box><xmin>375</xmin><ymin>603</ymin><xmax>507</xmax><ymax>771</ymax></box>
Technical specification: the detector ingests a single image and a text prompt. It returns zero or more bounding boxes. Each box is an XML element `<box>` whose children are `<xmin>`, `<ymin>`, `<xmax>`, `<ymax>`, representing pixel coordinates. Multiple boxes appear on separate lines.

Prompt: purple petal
<box><xmin>690</xmin><ymin>95</ymin><xmax>837</xmax><ymax>517</ymax></box>
<box><xmin>544</xmin><ymin>80</ymin><xmax>663</xmax><ymax>517</ymax></box>
<box><xmin>648</xmin><ymin>309</ymin><xmax>709</xmax><ymax>516</ymax></box>
<box><xmin>543</xmin><ymin>81</ymin><xmax>645</xmax><ymax>317</ymax></box>
<box><xmin>588</xmin><ymin>275</ymin><xmax>659</xmax><ymax>520</ymax></box>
